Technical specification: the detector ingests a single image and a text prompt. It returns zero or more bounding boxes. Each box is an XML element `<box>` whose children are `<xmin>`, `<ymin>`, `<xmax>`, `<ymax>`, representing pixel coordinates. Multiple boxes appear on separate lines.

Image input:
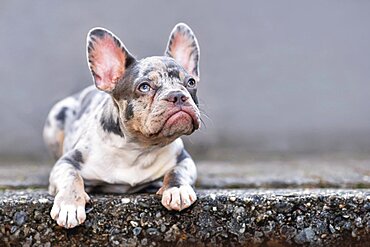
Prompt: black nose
<box><xmin>165</xmin><ymin>91</ymin><xmax>189</xmax><ymax>104</ymax></box>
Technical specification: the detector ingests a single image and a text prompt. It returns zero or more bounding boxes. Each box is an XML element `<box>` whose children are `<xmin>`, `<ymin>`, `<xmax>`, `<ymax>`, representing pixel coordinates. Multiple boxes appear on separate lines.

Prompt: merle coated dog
<box><xmin>43</xmin><ymin>23</ymin><xmax>201</xmax><ymax>228</ymax></box>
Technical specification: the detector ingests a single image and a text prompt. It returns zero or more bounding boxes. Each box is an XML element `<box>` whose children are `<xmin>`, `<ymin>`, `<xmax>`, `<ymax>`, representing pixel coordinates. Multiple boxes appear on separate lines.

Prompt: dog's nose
<box><xmin>165</xmin><ymin>91</ymin><xmax>189</xmax><ymax>104</ymax></box>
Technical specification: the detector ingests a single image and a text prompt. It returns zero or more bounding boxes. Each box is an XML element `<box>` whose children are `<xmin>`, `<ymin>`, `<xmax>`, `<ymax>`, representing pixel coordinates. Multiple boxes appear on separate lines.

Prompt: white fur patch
<box><xmin>80</xmin><ymin>138</ymin><xmax>183</xmax><ymax>187</ymax></box>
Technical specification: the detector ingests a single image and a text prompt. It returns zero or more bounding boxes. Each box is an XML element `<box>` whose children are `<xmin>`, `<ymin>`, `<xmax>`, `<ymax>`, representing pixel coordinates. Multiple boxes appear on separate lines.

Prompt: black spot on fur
<box><xmin>164</xmin><ymin>59</ymin><xmax>179</xmax><ymax>70</ymax></box>
<box><xmin>168</xmin><ymin>69</ymin><xmax>180</xmax><ymax>79</ymax></box>
<box><xmin>125</xmin><ymin>102</ymin><xmax>134</xmax><ymax>120</ymax></box>
<box><xmin>165</xmin><ymin>150</ymin><xmax>195</xmax><ymax>188</ymax></box>
<box><xmin>55</xmin><ymin>107</ymin><xmax>68</xmax><ymax>124</ymax></box>
<box><xmin>177</xmin><ymin>149</ymin><xmax>190</xmax><ymax>164</ymax></box>
<box><xmin>72</xmin><ymin>150</ymin><xmax>84</xmax><ymax>164</ymax></box>
<box><xmin>90</xmin><ymin>29</ymin><xmax>106</xmax><ymax>38</ymax></box>
<box><xmin>60</xmin><ymin>150</ymin><xmax>84</xmax><ymax>170</ymax></box>
<box><xmin>100</xmin><ymin>114</ymin><xmax>124</xmax><ymax>137</ymax></box>
<box><xmin>166</xmin><ymin>170</ymin><xmax>182</xmax><ymax>188</ymax></box>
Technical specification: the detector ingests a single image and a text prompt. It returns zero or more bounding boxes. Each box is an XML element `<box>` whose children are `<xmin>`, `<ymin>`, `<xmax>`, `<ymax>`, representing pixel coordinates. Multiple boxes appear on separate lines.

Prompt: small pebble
<box><xmin>34</xmin><ymin>232</ymin><xmax>40</xmax><ymax>241</ymax></box>
<box><xmin>132</xmin><ymin>227</ymin><xmax>142</xmax><ymax>236</ymax></box>
<box><xmin>141</xmin><ymin>238</ymin><xmax>148</xmax><ymax>246</ymax></box>
<box><xmin>121</xmin><ymin>198</ymin><xmax>130</xmax><ymax>204</ymax></box>
<box><xmin>146</xmin><ymin>228</ymin><xmax>158</xmax><ymax>235</ymax></box>
<box><xmin>329</xmin><ymin>224</ymin><xmax>335</xmax><ymax>234</ymax></box>
<box><xmin>160</xmin><ymin>224</ymin><xmax>166</xmax><ymax>232</ymax></box>
<box><xmin>13</xmin><ymin>211</ymin><xmax>27</xmax><ymax>226</ymax></box>
<box><xmin>130</xmin><ymin>221</ymin><xmax>138</xmax><ymax>227</ymax></box>
<box><xmin>38</xmin><ymin>198</ymin><xmax>49</xmax><ymax>203</ymax></box>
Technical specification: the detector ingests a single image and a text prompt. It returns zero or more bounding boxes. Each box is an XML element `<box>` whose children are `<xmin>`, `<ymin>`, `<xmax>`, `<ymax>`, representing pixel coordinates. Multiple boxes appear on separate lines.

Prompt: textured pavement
<box><xmin>1</xmin><ymin>189</ymin><xmax>369</xmax><ymax>246</ymax></box>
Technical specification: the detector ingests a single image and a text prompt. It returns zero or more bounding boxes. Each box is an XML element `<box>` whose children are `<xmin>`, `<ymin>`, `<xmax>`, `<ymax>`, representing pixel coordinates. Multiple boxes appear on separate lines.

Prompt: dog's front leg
<box><xmin>157</xmin><ymin>149</ymin><xmax>197</xmax><ymax>211</ymax></box>
<box><xmin>48</xmin><ymin>151</ymin><xmax>90</xmax><ymax>228</ymax></box>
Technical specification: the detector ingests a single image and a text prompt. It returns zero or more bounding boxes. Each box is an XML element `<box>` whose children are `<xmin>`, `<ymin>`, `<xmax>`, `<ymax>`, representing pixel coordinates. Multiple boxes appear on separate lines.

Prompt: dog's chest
<box><xmin>79</xmin><ymin>138</ymin><xmax>182</xmax><ymax>187</ymax></box>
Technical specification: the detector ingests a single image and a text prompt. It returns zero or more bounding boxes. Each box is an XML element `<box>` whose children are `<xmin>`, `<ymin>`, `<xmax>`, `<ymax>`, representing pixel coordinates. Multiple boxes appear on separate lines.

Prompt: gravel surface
<box><xmin>0</xmin><ymin>189</ymin><xmax>369</xmax><ymax>246</ymax></box>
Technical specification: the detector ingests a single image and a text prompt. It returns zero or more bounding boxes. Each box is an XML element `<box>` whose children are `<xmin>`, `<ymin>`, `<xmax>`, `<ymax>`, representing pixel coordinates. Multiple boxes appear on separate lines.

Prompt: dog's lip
<box><xmin>164</xmin><ymin>106</ymin><xmax>200</xmax><ymax>129</ymax></box>
<box><xmin>147</xmin><ymin>106</ymin><xmax>200</xmax><ymax>138</ymax></box>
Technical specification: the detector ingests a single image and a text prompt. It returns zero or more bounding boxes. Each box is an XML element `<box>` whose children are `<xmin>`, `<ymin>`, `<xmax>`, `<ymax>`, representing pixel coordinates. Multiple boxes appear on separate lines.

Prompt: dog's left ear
<box><xmin>87</xmin><ymin>27</ymin><xmax>136</xmax><ymax>92</ymax></box>
<box><xmin>165</xmin><ymin>23</ymin><xmax>200</xmax><ymax>78</ymax></box>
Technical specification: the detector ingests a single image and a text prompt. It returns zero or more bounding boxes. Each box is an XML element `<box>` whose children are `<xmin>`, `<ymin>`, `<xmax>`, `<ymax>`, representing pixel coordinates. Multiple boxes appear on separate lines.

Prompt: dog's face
<box><xmin>87</xmin><ymin>24</ymin><xmax>201</xmax><ymax>145</ymax></box>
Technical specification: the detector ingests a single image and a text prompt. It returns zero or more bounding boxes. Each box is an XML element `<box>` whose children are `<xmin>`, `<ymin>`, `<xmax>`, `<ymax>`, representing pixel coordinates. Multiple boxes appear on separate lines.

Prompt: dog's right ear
<box><xmin>87</xmin><ymin>28</ymin><xmax>136</xmax><ymax>92</ymax></box>
<box><xmin>165</xmin><ymin>23</ymin><xmax>200</xmax><ymax>79</ymax></box>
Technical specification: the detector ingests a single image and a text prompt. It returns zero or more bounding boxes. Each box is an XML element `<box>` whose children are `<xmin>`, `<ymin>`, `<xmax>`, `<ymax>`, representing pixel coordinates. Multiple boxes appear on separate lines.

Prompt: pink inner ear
<box><xmin>171</xmin><ymin>33</ymin><xmax>196</xmax><ymax>76</ymax></box>
<box><xmin>90</xmin><ymin>34</ymin><xmax>126</xmax><ymax>91</ymax></box>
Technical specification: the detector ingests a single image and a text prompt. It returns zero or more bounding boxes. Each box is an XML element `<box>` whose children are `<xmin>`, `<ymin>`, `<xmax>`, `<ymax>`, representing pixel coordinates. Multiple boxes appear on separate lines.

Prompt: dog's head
<box><xmin>87</xmin><ymin>23</ymin><xmax>201</xmax><ymax>146</ymax></box>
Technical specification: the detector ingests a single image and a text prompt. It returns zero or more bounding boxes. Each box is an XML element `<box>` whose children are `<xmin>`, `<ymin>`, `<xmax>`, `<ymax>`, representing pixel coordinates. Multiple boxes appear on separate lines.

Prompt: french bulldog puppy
<box><xmin>43</xmin><ymin>23</ymin><xmax>201</xmax><ymax>228</ymax></box>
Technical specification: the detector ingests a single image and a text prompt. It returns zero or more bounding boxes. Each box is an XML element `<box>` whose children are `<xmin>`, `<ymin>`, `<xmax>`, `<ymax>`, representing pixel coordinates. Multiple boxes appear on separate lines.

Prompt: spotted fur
<box><xmin>43</xmin><ymin>23</ymin><xmax>201</xmax><ymax>228</ymax></box>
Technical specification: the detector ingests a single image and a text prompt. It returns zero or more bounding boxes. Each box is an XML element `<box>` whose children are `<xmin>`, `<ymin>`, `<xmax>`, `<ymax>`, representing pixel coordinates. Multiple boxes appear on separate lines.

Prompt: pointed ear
<box><xmin>165</xmin><ymin>23</ymin><xmax>200</xmax><ymax>78</ymax></box>
<box><xmin>87</xmin><ymin>27</ymin><xmax>136</xmax><ymax>92</ymax></box>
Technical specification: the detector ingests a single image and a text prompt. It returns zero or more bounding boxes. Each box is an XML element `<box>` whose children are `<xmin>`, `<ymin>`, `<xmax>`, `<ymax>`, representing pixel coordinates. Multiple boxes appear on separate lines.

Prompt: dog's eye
<box><xmin>138</xmin><ymin>83</ymin><xmax>151</xmax><ymax>93</ymax></box>
<box><xmin>186</xmin><ymin>78</ymin><xmax>197</xmax><ymax>88</ymax></box>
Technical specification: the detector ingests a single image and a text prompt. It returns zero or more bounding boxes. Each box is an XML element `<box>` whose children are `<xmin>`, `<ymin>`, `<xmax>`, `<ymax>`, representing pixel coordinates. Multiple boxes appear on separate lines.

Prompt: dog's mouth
<box><xmin>143</xmin><ymin>106</ymin><xmax>200</xmax><ymax>139</ymax></box>
<box><xmin>163</xmin><ymin>107</ymin><xmax>200</xmax><ymax>130</ymax></box>
<box><xmin>138</xmin><ymin>106</ymin><xmax>200</xmax><ymax>143</ymax></box>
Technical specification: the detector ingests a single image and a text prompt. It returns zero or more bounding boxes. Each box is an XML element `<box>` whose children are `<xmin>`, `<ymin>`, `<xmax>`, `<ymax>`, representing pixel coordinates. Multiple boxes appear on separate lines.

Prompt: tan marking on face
<box><xmin>179</xmin><ymin>71</ymin><xmax>186</xmax><ymax>81</ymax></box>
<box><xmin>147</xmin><ymin>71</ymin><xmax>161</xmax><ymax>87</ymax></box>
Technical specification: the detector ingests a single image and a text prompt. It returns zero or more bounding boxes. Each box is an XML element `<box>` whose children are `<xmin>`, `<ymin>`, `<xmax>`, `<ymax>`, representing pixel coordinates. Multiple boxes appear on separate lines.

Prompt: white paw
<box><xmin>157</xmin><ymin>184</ymin><xmax>197</xmax><ymax>211</ymax></box>
<box><xmin>50</xmin><ymin>189</ymin><xmax>90</xmax><ymax>229</ymax></box>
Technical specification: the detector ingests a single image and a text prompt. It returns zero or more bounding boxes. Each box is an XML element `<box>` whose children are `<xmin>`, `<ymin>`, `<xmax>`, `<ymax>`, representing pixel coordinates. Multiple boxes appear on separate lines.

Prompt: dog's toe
<box><xmin>160</xmin><ymin>185</ymin><xmax>197</xmax><ymax>211</ymax></box>
<box><xmin>66</xmin><ymin>205</ymin><xmax>79</xmax><ymax>228</ymax></box>
<box><xmin>169</xmin><ymin>188</ymin><xmax>181</xmax><ymax>211</ymax></box>
<box><xmin>50</xmin><ymin>203</ymin><xmax>60</xmax><ymax>220</ymax></box>
<box><xmin>56</xmin><ymin>206</ymin><xmax>68</xmax><ymax>227</ymax></box>
<box><xmin>179</xmin><ymin>185</ymin><xmax>196</xmax><ymax>208</ymax></box>
<box><xmin>76</xmin><ymin>205</ymin><xmax>86</xmax><ymax>224</ymax></box>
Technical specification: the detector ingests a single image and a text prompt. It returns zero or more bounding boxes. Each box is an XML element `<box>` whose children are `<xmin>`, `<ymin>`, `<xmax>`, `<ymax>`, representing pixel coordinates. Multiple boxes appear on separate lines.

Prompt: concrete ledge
<box><xmin>2</xmin><ymin>156</ymin><xmax>370</xmax><ymax>190</ymax></box>
<box><xmin>0</xmin><ymin>189</ymin><xmax>369</xmax><ymax>246</ymax></box>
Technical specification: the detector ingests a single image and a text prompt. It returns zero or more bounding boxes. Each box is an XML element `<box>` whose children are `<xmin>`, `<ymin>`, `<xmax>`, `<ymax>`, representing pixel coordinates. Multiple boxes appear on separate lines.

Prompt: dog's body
<box><xmin>45</xmin><ymin>85</ymin><xmax>188</xmax><ymax>191</ymax></box>
<box><xmin>43</xmin><ymin>23</ymin><xmax>201</xmax><ymax>228</ymax></box>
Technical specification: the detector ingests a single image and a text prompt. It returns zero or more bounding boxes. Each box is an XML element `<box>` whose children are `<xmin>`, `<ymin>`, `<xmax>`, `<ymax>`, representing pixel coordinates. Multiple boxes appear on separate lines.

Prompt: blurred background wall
<box><xmin>1</xmin><ymin>1</ymin><xmax>370</xmax><ymax>159</ymax></box>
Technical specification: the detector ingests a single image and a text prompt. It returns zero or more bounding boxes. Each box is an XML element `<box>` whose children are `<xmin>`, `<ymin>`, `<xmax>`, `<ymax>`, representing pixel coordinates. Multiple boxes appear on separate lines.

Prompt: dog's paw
<box><xmin>50</xmin><ymin>189</ymin><xmax>90</xmax><ymax>228</ymax></box>
<box><xmin>157</xmin><ymin>184</ymin><xmax>197</xmax><ymax>211</ymax></box>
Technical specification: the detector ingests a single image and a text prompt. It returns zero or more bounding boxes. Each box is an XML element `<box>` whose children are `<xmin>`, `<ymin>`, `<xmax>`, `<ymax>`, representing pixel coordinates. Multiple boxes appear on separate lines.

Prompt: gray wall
<box><xmin>1</xmin><ymin>1</ymin><xmax>370</xmax><ymax>157</ymax></box>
